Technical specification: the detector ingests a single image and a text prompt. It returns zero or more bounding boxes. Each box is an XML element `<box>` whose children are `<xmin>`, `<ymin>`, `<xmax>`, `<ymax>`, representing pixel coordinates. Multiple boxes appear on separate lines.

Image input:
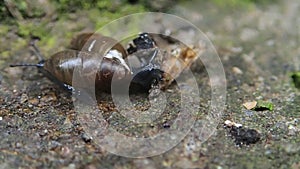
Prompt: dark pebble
<box><xmin>163</xmin><ymin>122</ymin><xmax>171</xmax><ymax>128</ymax></box>
<box><xmin>228</xmin><ymin>126</ymin><xmax>261</xmax><ymax>145</ymax></box>
<box><xmin>81</xmin><ymin>133</ymin><xmax>92</xmax><ymax>143</ymax></box>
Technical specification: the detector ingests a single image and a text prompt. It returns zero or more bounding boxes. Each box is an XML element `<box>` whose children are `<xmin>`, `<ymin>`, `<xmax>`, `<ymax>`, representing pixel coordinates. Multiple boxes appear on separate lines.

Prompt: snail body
<box><xmin>41</xmin><ymin>50</ymin><xmax>131</xmax><ymax>92</ymax></box>
<box><xmin>10</xmin><ymin>32</ymin><xmax>200</xmax><ymax>93</ymax></box>
<box><xmin>10</xmin><ymin>33</ymin><xmax>163</xmax><ymax>93</ymax></box>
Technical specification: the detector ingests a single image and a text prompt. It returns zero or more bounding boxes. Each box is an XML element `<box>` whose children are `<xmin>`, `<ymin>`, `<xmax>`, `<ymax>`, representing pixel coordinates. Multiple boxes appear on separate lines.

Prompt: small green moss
<box><xmin>211</xmin><ymin>0</ymin><xmax>255</xmax><ymax>9</ymax></box>
<box><xmin>0</xmin><ymin>25</ymin><xmax>9</xmax><ymax>36</ymax></box>
<box><xmin>17</xmin><ymin>23</ymin><xmax>32</xmax><ymax>37</ymax></box>
<box><xmin>12</xmin><ymin>38</ymin><xmax>27</xmax><ymax>50</ymax></box>
<box><xmin>43</xmin><ymin>36</ymin><xmax>57</xmax><ymax>50</ymax></box>
<box><xmin>96</xmin><ymin>1</ymin><xmax>112</xmax><ymax>9</ymax></box>
<box><xmin>17</xmin><ymin>21</ymin><xmax>51</xmax><ymax>41</ymax></box>
<box><xmin>90</xmin><ymin>3</ymin><xmax>146</xmax><ymax>30</ymax></box>
<box><xmin>0</xmin><ymin>0</ymin><xmax>10</xmax><ymax>21</ymax></box>
<box><xmin>291</xmin><ymin>72</ymin><xmax>300</xmax><ymax>89</ymax></box>
<box><xmin>5</xmin><ymin>0</ymin><xmax>46</xmax><ymax>19</ymax></box>
<box><xmin>15</xmin><ymin>0</ymin><xmax>28</xmax><ymax>12</ymax></box>
<box><xmin>0</xmin><ymin>51</ymin><xmax>10</xmax><ymax>60</ymax></box>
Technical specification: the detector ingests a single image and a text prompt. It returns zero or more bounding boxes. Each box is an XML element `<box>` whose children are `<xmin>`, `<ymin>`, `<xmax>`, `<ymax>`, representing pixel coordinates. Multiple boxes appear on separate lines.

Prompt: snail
<box><xmin>10</xmin><ymin>32</ymin><xmax>200</xmax><ymax>94</ymax></box>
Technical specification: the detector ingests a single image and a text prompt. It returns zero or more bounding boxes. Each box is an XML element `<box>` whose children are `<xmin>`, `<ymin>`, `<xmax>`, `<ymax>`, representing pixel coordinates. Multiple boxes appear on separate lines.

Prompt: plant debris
<box><xmin>243</xmin><ymin>100</ymin><xmax>273</xmax><ymax>111</ymax></box>
<box><xmin>243</xmin><ymin>101</ymin><xmax>257</xmax><ymax>110</ymax></box>
<box><xmin>254</xmin><ymin>100</ymin><xmax>274</xmax><ymax>111</ymax></box>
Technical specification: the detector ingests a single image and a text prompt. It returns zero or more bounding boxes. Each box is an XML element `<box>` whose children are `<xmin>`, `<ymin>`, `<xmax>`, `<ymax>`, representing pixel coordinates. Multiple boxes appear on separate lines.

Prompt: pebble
<box><xmin>62</xmin><ymin>163</ymin><xmax>76</xmax><ymax>169</ymax></box>
<box><xmin>244</xmin><ymin>110</ymin><xmax>254</xmax><ymax>116</ymax></box>
<box><xmin>173</xmin><ymin>157</ymin><xmax>198</xmax><ymax>169</ymax></box>
<box><xmin>232</xmin><ymin>66</ymin><xmax>243</xmax><ymax>75</ymax></box>
<box><xmin>28</xmin><ymin>98</ymin><xmax>39</xmax><ymax>105</ymax></box>
<box><xmin>81</xmin><ymin>133</ymin><xmax>92</xmax><ymax>143</ymax></box>
<box><xmin>15</xmin><ymin>142</ymin><xmax>23</xmax><ymax>148</ymax></box>
<box><xmin>20</xmin><ymin>93</ymin><xmax>28</xmax><ymax>103</ymax></box>
<box><xmin>283</xmin><ymin>143</ymin><xmax>299</xmax><ymax>154</ymax></box>
<box><xmin>39</xmin><ymin>129</ymin><xmax>48</xmax><ymax>137</ymax></box>
<box><xmin>163</xmin><ymin>122</ymin><xmax>171</xmax><ymax>128</ymax></box>
<box><xmin>60</xmin><ymin>146</ymin><xmax>72</xmax><ymax>157</ymax></box>
<box><xmin>287</xmin><ymin>125</ymin><xmax>298</xmax><ymax>136</ymax></box>
<box><xmin>266</xmin><ymin>39</ymin><xmax>275</xmax><ymax>46</ymax></box>
<box><xmin>40</xmin><ymin>92</ymin><xmax>57</xmax><ymax>102</ymax></box>
<box><xmin>62</xmin><ymin>116</ymin><xmax>73</xmax><ymax>130</ymax></box>
<box><xmin>240</xmin><ymin>28</ymin><xmax>259</xmax><ymax>41</ymax></box>
<box><xmin>291</xmin><ymin>162</ymin><xmax>300</xmax><ymax>169</ymax></box>
<box><xmin>231</xmin><ymin>47</ymin><xmax>243</xmax><ymax>53</ymax></box>
<box><xmin>134</xmin><ymin>159</ymin><xmax>156</xmax><ymax>169</ymax></box>
<box><xmin>270</xmin><ymin>75</ymin><xmax>278</xmax><ymax>81</ymax></box>
<box><xmin>48</xmin><ymin>141</ymin><xmax>62</xmax><ymax>150</ymax></box>
<box><xmin>224</xmin><ymin>120</ymin><xmax>243</xmax><ymax>128</ymax></box>
<box><xmin>228</xmin><ymin>126</ymin><xmax>261</xmax><ymax>145</ymax></box>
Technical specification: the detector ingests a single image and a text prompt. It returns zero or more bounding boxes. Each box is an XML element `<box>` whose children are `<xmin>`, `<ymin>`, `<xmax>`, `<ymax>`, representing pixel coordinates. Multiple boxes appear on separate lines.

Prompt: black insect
<box><xmin>10</xmin><ymin>33</ymin><xmax>164</xmax><ymax>93</ymax></box>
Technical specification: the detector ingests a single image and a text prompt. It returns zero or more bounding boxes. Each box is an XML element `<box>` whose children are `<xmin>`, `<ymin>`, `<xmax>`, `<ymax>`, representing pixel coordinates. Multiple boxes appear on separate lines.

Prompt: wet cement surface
<box><xmin>0</xmin><ymin>0</ymin><xmax>299</xmax><ymax>168</ymax></box>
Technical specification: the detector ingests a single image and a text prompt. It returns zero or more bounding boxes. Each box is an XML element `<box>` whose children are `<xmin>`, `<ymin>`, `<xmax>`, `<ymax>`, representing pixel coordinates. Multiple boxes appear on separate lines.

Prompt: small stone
<box><xmin>15</xmin><ymin>142</ymin><xmax>23</xmax><ymax>148</ymax></box>
<box><xmin>224</xmin><ymin>120</ymin><xmax>242</xmax><ymax>128</ymax></box>
<box><xmin>228</xmin><ymin>126</ymin><xmax>261</xmax><ymax>145</ymax></box>
<box><xmin>62</xmin><ymin>163</ymin><xmax>76</xmax><ymax>169</ymax></box>
<box><xmin>244</xmin><ymin>110</ymin><xmax>254</xmax><ymax>116</ymax></box>
<box><xmin>173</xmin><ymin>157</ymin><xmax>197</xmax><ymax>169</ymax></box>
<box><xmin>48</xmin><ymin>141</ymin><xmax>62</xmax><ymax>150</ymax></box>
<box><xmin>39</xmin><ymin>129</ymin><xmax>48</xmax><ymax>137</ymax></box>
<box><xmin>266</xmin><ymin>39</ymin><xmax>275</xmax><ymax>46</ymax></box>
<box><xmin>62</xmin><ymin>116</ymin><xmax>73</xmax><ymax>130</ymax></box>
<box><xmin>231</xmin><ymin>46</ymin><xmax>243</xmax><ymax>53</ymax></box>
<box><xmin>240</xmin><ymin>28</ymin><xmax>258</xmax><ymax>41</ymax></box>
<box><xmin>243</xmin><ymin>101</ymin><xmax>257</xmax><ymax>110</ymax></box>
<box><xmin>20</xmin><ymin>93</ymin><xmax>28</xmax><ymax>103</ymax></box>
<box><xmin>40</xmin><ymin>92</ymin><xmax>57</xmax><ymax>102</ymax></box>
<box><xmin>283</xmin><ymin>143</ymin><xmax>299</xmax><ymax>154</ymax></box>
<box><xmin>224</xmin><ymin>120</ymin><xmax>234</xmax><ymax>127</ymax></box>
<box><xmin>163</xmin><ymin>122</ymin><xmax>171</xmax><ymax>128</ymax></box>
<box><xmin>287</xmin><ymin>125</ymin><xmax>299</xmax><ymax>136</ymax></box>
<box><xmin>270</xmin><ymin>75</ymin><xmax>278</xmax><ymax>81</ymax></box>
<box><xmin>28</xmin><ymin>98</ymin><xmax>39</xmax><ymax>105</ymax></box>
<box><xmin>232</xmin><ymin>66</ymin><xmax>243</xmax><ymax>75</ymax></box>
<box><xmin>81</xmin><ymin>133</ymin><xmax>92</xmax><ymax>143</ymax></box>
<box><xmin>291</xmin><ymin>162</ymin><xmax>300</xmax><ymax>169</ymax></box>
<box><xmin>60</xmin><ymin>146</ymin><xmax>72</xmax><ymax>157</ymax></box>
<box><xmin>85</xmin><ymin>165</ymin><xmax>97</xmax><ymax>169</ymax></box>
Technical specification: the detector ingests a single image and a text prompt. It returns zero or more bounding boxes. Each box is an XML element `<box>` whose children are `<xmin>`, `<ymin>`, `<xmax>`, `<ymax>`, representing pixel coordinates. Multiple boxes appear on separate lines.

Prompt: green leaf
<box><xmin>254</xmin><ymin>100</ymin><xmax>274</xmax><ymax>111</ymax></box>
